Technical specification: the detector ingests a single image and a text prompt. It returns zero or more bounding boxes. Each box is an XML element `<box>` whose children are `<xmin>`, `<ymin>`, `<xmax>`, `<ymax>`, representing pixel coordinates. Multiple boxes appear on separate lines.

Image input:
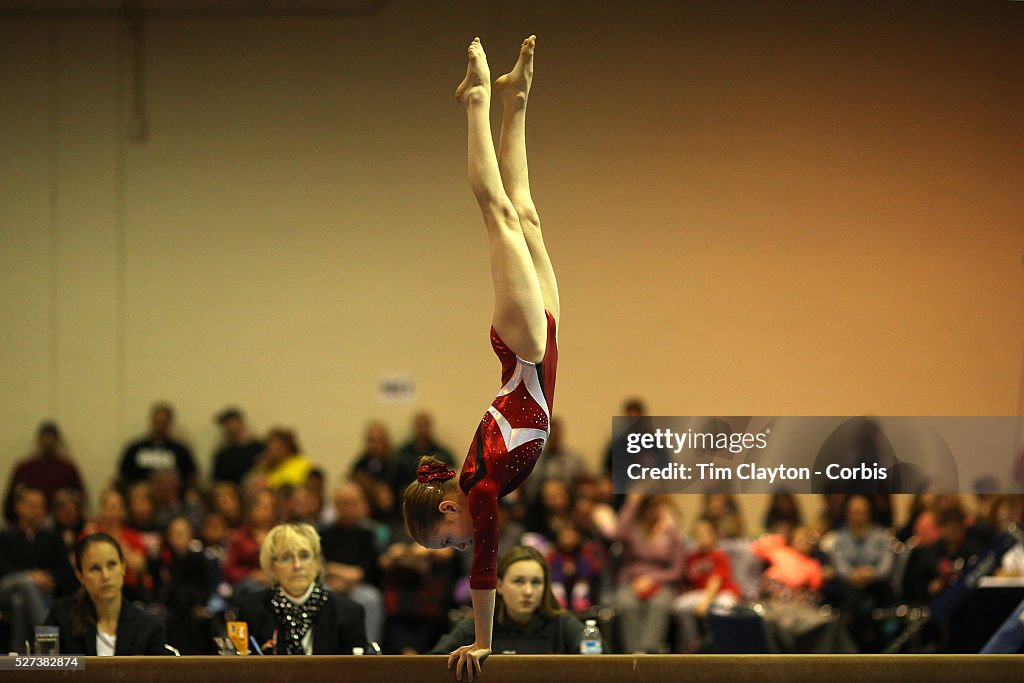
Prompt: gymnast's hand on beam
<box><xmin>448</xmin><ymin>642</ymin><xmax>490</xmax><ymax>681</ymax></box>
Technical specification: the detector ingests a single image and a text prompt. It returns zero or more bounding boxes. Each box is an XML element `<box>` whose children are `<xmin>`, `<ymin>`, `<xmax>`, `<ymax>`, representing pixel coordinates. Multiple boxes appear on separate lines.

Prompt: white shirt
<box><xmin>1001</xmin><ymin>542</ymin><xmax>1024</xmax><ymax>576</ymax></box>
<box><xmin>96</xmin><ymin>629</ymin><xmax>117</xmax><ymax>657</ymax></box>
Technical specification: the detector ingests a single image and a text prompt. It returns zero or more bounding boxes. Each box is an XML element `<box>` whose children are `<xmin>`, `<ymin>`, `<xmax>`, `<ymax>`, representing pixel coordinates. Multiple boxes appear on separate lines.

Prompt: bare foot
<box><xmin>455</xmin><ymin>37</ymin><xmax>490</xmax><ymax>105</ymax></box>
<box><xmin>494</xmin><ymin>35</ymin><xmax>535</xmax><ymax>107</ymax></box>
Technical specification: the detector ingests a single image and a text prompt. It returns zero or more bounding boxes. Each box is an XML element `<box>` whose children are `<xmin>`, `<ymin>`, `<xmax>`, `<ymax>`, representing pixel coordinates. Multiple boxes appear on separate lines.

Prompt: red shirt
<box><xmin>5</xmin><ymin>457</ymin><xmax>84</xmax><ymax>509</ymax></box>
<box><xmin>223</xmin><ymin>525</ymin><xmax>263</xmax><ymax>584</ymax></box>
<box><xmin>461</xmin><ymin>312</ymin><xmax>558</xmax><ymax>589</ymax></box>
<box><xmin>685</xmin><ymin>549</ymin><xmax>741</xmax><ymax>598</ymax></box>
<box><xmin>750</xmin><ymin>534</ymin><xmax>823</xmax><ymax>592</ymax></box>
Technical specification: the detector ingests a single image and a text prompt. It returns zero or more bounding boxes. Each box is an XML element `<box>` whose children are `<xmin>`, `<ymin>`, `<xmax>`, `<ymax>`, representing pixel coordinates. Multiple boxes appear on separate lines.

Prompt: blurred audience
<box><xmin>210</xmin><ymin>407</ymin><xmax>264</xmax><ymax>486</ymax></box>
<box><xmin>612</xmin><ymin>493</ymin><xmax>685</xmax><ymax>654</ymax></box>
<box><xmin>118</xmin><ymin>402</ymin><xmax>197</xmax><ymax>491</ymax></box>
<box><xmin>3</xmin><ymin>421</ymin><xmax>85</xmax><ymax>524</ymax></box>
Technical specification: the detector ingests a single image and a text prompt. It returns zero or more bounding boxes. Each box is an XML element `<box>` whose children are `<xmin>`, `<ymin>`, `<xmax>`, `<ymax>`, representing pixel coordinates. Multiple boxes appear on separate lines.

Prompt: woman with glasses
<box><xmin>236</xmin><ymin>523</ymin><xmax>367</xmax><ymax>654</ymax></box>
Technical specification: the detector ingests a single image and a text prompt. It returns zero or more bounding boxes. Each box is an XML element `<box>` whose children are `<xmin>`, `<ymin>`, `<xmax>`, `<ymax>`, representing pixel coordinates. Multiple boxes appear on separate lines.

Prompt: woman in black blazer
<box><xmin>237</xmin><ymin>522</ymin><xmax>366</xmax><ymax>655</ymax></box>
<box><xmin>43</xmin><ymin>532</ymin><xmax>169</xmax><ymax>655</ymax></box>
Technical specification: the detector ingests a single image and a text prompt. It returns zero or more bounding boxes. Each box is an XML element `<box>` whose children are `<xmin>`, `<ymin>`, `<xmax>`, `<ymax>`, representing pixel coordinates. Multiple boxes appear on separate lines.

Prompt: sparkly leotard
<box><xmin>459</xmin><ymin>311</ymin><xmax>558</xmax><ymax>589</ymax></box>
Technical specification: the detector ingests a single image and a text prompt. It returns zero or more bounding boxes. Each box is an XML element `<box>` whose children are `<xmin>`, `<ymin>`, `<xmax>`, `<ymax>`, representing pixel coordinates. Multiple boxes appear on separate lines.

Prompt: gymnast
<box><xmin>402</xmin><ymin>35</ymin><xmax>559</xmax><ymax>681</ymax></box>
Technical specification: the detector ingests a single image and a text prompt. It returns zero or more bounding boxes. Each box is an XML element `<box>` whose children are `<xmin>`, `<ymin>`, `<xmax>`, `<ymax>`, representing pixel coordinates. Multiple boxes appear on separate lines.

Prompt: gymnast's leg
<box><xmin>456</xmin><ymin>37</ymin><xmax>548</xmax><ymax>362</ymax></box>
<box><xmin>495</xmin><ymin>35</ymin><xmax>559</xmax><ymax>326</ymax></box>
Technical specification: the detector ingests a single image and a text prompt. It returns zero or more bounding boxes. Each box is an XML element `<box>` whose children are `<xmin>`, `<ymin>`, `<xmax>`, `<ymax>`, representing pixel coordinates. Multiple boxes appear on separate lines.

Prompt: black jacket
<box><xmin>0</xmin><ymin>526</ymin><xmax>76</xmax><ymax>597</ymax></box>
<box><xmin>237</xmin><ymin>586</ymin><xmax>367</xmax><ymax>655</ymax></box>
<box><xmin>43</xmin><ymin>595</ymin><xmax>170</xmax><ymax>655</ymax></box>
<box><xmin>431</xmin><ymin>611</ymin><xmax>595</xmax><ymax>655</ymax></box>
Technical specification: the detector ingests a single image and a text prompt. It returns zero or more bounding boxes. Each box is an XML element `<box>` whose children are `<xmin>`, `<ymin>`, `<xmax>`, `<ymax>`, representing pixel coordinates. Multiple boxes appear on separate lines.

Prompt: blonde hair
<box><xmin>402</xmin><ymin>455</ymin><xmax>459</xmax><ymax>546</ymax></box>
<box><xmin>259</xmin><ymin>522</ymin><xmax>323</xmax><ymax>580</ymax></box>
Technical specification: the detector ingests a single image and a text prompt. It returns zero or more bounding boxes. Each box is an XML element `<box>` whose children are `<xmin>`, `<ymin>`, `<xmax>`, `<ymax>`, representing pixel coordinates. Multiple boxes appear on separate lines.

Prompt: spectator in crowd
<box><xmin>432</xmin><ymin>545</ymin><xmax>598</xmax><ymax>655</ymax></box>
<box><xmin>199</xmin><ymin>511</ymin><xmax>232</xmax><ymax>617</ymax></box>
<box><xmin>603</xmin><ymin>398</ymin><xmax>648</xmax><ymax>474</ymax></box>
<box><xmin>752</xmin><ymin>526</ymin><xmax>823</xmax><ymax>596</ymax></box>
<box><xmin>0</xmin><ymin>485</ymin><xmax>75</xmax><ymax>653</ymax></box>
<box><xmin>524</xmin><ymin>478</ymin><xmax>574</xmax><ymax>543</ymax></box>
<box><xmin>612</xmin><ymin>493</ymin><xmax>685</xmax><ymax>653</ymax></box>
<box><xmin>902</xmin><ymin>501</ymin><xmax>993</xmax><ymax>650</ymax></box>
<box><xmin>896</xmin><ymin>493</ymin><xmax>937</xmax><ymax>543</ymax></box>
<box><xmin>496</xmin><ymin>493</ymin><xmax>529</xmax><ymax>558</ymax></box>
<box><xmin>118</xmin><ymin>402</ymin><xmax>197</xmax><ymax>490</ymax></box>
<box><xmin>378</xmin><ymin>534</ymin><xmax>459</xmax><ymax>653</ymax></box>
<box><xmin>702</xmin><ymin>494</ymin><xmax>746</xmax><ymax>539</ymax></box>
<box><xmin>153</xmin><ymin>517</ymin><xmax>212</xmax><ymax>654</ymax></box>
<box><xmin>395</xmin><ymin>411</ymin><xmax>456</xmax><ymax>486</ymax></box>
<box><xmin>826</xmin><ymin>495</ymin><xmax>894</xmax><ymax>651</ymax></box>
<box><xmin>3</xmin><ymin>421</ymin><xmax>85</xmax><ymax>524</ymax></box>
<box><xmin>304</xmin><ymin>468</ymin><xmax>329</xmax><ymax>525</ymax></box>
<box><xmin>869</xmin><ymin>494</ymin><xmax>894</xmax><ymax>529</ymax></box>
<box><xmin>764</xmin><ymin>492</ymin><xmax>803</xmax><ymax>536</ymax></box>
<box><xmin>351</xmin><ymin>420</ymin><xmax>402</xmax><ymax>525</ymax></box>
<box><xmin>714</xmin><ymin>505</ymin><xmax>760</xmax><ymax>601</ymax></box>
<box><xmin>152</xmin><ymin>468</ymin><xmax>204</xmax><ymax>532</ymax></box>
<box><xmin>43</xmin><ymin>533</ymin><xmax>169</xmax><ymax>655</ymax></box>
<box><xmin>83</xmin><ymin>488</ymin><xmax>152</xmax><ymax>602</ymax></box>
<box><xmin>126</xmin><ymin>480</ymin><xmax>162</xmax><ymax>560</ymax></box>
<box><xmin>902</xmin><ymin>504</ymin><xmax>987</xmax><ymax>604</ymax></box>
<box><xmin>524</xmin><ymin>417</ymin><xmax>590</xmax><ymax>502</ymax></box>
<box><xmin>320</xmin><ymin>481</ymin><xmax>385</xmax><ymax>645</ymax></box>
<box><xmin>673</xmin><ymin>517</ymin><xmax>741</xmax><ymax>653</ymax></box>
<box><xmin>224</xmin><ymin>488</ymin><xmax>279</xmax><ymax>600</ymax></box>
<box><xmin>211</xmin><ymin>407</ymin><xmax>264</xmax><ymax>486</ymax></box>
<box><xmin>570</xmin><ymin>478</ymin><xmax>618</xmax><ymax>544</ymax></box>
<box><xmin>994</xmin><ymin>495</ymin><xmax>1024</xmax><ymax>577</ymax></box>
<box><xmin>209</xmin><ymin>481</ymin><xmax>244</xmax><ymax>529</ymax></box>
<box><xmin>819</xmin><ymin>494</ymin><xmax>849</xmax><ymax>533</ymax></box>
<box><xmin>52</xmin><ymin>487</ymin><xmax>86</xmax><ymax>555</ymax></box>
<box><xmin>236</xmin><ymin>523</ymin><xmax>367</xmax><ymax>655</ymax></box>
<box><xmin>282</xmin><ymin>484</ymin><xmax>321</xmax><ymax>525</ymax></box>
<box><xmin>546</xmin><ymin>519</ymin><xmax>604</xmax><ymax>611</ymax></box>
<box><xmin>752</xmin><ymin>527</ymin><xmax>858</xmax><ymax>654</ymax></box>
<box><xmin>250</xmin><ymin>427</ymin><xmax>313</xmax><ymax>491</ymax></box>
<box><xmin>604</xmin><ymin>400</ymin><xmax>668</xmax><ymax>509</ymax></box>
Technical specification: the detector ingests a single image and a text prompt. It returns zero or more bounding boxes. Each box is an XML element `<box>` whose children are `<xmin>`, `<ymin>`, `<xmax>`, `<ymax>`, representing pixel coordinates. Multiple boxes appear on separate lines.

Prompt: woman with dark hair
<box><xmin>613</xmin><ymin>494</ymin><xmax>685</xmax><ymax>654</ymax></box>
<box><xmin>223</xmin><ymin>488</ymin><xmax>279</xmax><ymax>600</ymax></box>
<box><xmin>42</xmin><ymin>533</ymin><xmax>168</xmax><ymax>655</ymax></box>
<box><xmin>251</xmin><ymin>428</ymin><xmax>313</xmax><ymax>491</ymax></box>
<box><xmin>402</xmin><ymin>34</ymin><xmax>560</xmax><ymax>681</ymax></box>
<box><xmin>81</xmin><ymin>488</ymin><xmax>152</xmax><ymax>601</ymax></box>
<box><xmin>764</xmin><ymin>492</ymin><xmax>803</xmax><ymax>536</ymax></box>
<box><xmin>430</xmin><ymin>546</ymin><xmax>592</xmax><ymax>655</ymax></box>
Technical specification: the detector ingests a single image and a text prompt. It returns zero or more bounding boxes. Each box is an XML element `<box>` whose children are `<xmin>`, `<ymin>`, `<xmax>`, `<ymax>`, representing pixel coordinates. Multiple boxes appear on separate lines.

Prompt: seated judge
<box><xmin>431</xmin><ymin>545</ymin><xmax>597</xmax><ymax>655</ymax></box>
<box><xmin>236</xmin><ymin>522</ymin><xmax>367</xmax><ymax>654</ymax></box>
<box><xmin>43</xmin><ymin>533</ymin><xmax>168</xmax><ymax>655</ymax></box>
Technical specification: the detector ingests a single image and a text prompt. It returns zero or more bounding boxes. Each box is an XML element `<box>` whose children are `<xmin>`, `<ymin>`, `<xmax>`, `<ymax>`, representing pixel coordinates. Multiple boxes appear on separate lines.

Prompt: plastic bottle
<box><xmin>579</xmin><ymin>619</ymin><xmax>603</xmax><ymax>654</ymax></box>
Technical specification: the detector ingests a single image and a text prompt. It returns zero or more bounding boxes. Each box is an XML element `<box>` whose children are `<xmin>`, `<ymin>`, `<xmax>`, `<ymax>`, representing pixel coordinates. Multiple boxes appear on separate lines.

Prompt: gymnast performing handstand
<box><xmin>402</xmin><ymin>35</ymin><xmax>559</xmax><ymax>681</ymax></box>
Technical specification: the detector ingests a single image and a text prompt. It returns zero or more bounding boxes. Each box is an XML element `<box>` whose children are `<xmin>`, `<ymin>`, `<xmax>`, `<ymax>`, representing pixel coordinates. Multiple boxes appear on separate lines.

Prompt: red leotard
<box><xmin>460</xmin><ymin>311</ymin><xmax>558</xmax><ymax>589</ymax></box>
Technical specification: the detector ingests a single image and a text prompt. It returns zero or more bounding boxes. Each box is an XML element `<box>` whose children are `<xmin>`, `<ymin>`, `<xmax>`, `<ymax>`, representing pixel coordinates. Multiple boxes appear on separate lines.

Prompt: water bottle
<box><xmin>579</xmin><ymin>619</ymin><xmax>603</xmax><ymax>654</ymax></box>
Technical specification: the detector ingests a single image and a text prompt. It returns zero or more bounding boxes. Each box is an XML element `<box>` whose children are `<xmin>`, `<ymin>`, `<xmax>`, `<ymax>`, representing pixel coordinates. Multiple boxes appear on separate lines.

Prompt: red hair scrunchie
<box><xmin>417</xmin><ymin>463</ymin><xmax>456</xmax><ymax>484</ymax></box>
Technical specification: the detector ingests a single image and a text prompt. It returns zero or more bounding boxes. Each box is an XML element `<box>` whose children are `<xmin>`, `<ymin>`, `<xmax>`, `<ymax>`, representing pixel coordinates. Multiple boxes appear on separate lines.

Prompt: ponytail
<box><xmin>402</xmin><ymin>455</ymin><xmax>459</xmax><ymax>546</ymax></box>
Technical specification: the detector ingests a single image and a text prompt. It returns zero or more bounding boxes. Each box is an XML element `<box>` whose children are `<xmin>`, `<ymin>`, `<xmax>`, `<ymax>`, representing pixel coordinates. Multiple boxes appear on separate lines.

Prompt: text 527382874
<box><xmin>1</xmin><ymin>656</ymin><xmax>84</xmax><ymax>670</ymax></box>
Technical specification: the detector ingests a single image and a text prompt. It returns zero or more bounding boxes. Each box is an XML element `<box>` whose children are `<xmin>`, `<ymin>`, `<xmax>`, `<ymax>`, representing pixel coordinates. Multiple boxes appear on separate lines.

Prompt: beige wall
<box><xmin>1</xmin><ymin>1</ymin><xmax>1022</xmax><ymax>524</ymax></box>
